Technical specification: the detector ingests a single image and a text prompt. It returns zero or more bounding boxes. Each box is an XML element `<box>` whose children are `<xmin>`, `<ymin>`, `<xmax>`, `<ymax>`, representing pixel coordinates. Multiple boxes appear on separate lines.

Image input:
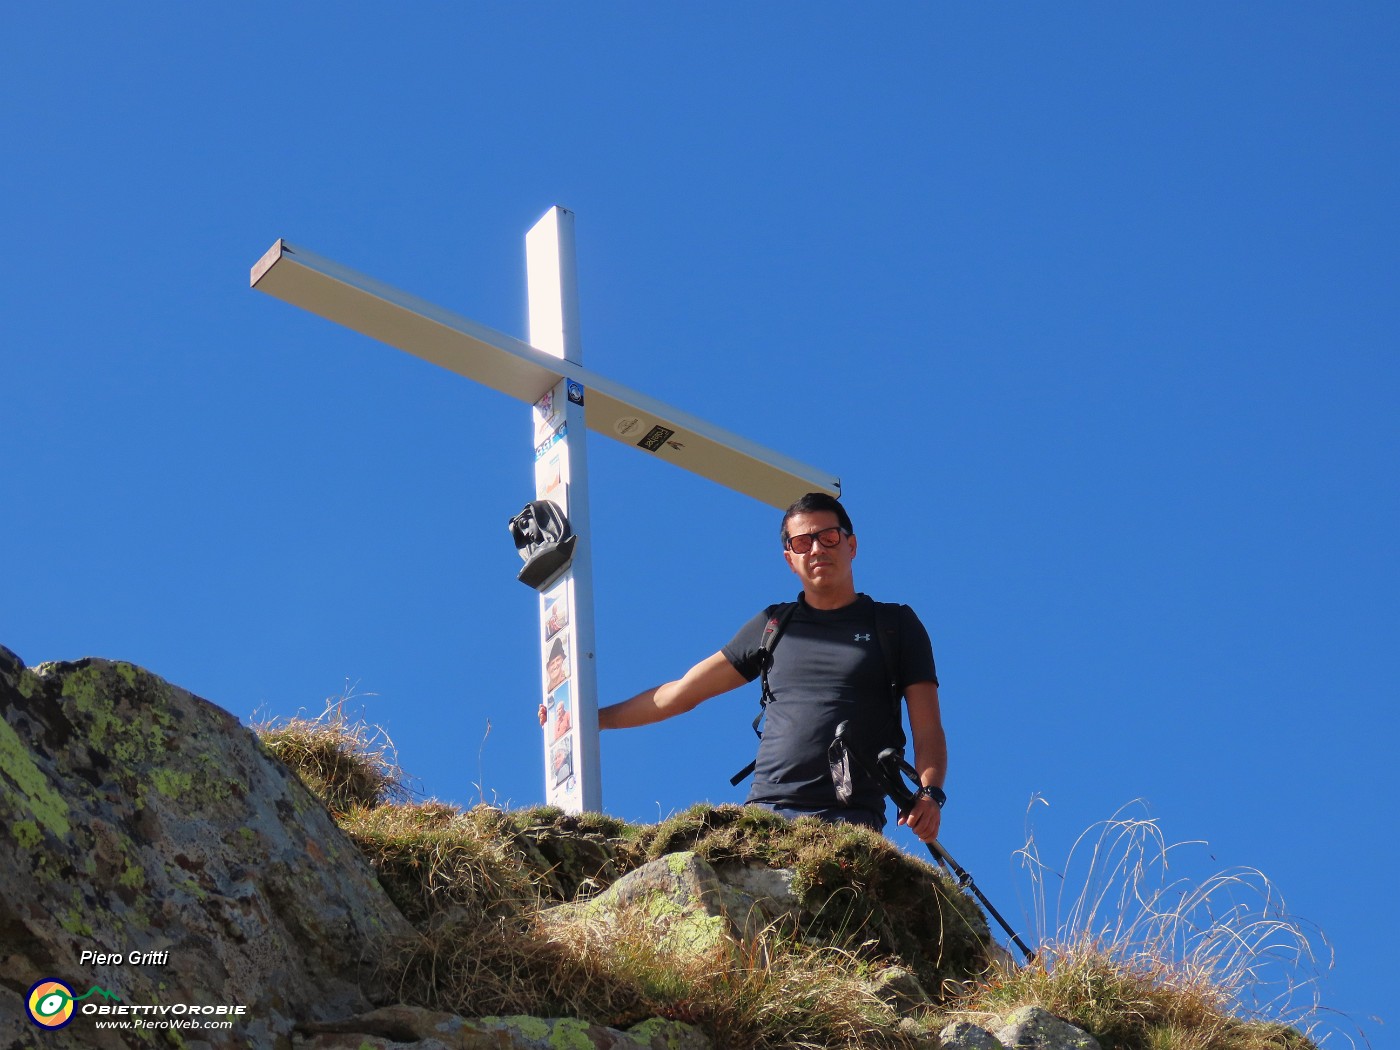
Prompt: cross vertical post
<box><xmin>525</xmin><ymin>207</ymin><xmax>602</xmax><ymax>813</ymax></box>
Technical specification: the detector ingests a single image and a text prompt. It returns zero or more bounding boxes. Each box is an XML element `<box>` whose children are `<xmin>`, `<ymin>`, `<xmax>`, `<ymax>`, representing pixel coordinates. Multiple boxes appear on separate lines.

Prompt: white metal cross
<box><xmin>250</xmin><ymin>206</ymin><xmax>840</xmax><ymax>813</ymax></box>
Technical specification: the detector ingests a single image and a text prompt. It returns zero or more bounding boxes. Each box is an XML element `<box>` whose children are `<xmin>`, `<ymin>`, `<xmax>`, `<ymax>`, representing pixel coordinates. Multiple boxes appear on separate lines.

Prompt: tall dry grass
<box><xmin>392</xmin><ymin>900</ymin><xmax>926</xmax><ymax>1050</ymax></box>
<box><xmin>253</xmin><ymin>684</ymin><xmax>406</xmax><ymax>814</ymax></box>
<box><xmin>952</xmin><ymin>800</ymin><xmax>1341</xmax><ymax>1049</ymax></box>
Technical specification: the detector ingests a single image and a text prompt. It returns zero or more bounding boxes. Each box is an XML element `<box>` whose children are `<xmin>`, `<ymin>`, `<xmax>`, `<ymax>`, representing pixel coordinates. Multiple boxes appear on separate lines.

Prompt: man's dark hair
<box><xmin>780</xmin><ymin>492</ymin><xmax>854</xmax><ymax>546</ymax></box>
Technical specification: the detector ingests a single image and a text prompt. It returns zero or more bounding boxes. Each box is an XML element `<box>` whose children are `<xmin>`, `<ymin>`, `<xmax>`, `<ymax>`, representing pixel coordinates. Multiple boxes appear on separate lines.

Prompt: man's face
<box><xmin>782</xmin><ymin>510</ymin><xmax>857</xmax><ymax>591</ymax></box>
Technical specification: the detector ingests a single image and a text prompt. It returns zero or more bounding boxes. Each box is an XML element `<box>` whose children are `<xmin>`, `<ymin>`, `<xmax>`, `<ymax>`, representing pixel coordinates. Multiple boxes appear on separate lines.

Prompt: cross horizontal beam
<box><xmin>251</xmin><ymin>239</ymin><xmax>839</xmax><ymax>509</ymax></box>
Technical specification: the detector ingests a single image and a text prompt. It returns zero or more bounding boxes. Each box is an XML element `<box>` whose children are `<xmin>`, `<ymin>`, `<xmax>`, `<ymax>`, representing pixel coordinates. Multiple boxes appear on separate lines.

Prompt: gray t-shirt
<box><xmin>723</xmin><ymin>594</ymin><xmax>938</xmax><ymax>817</ymax></box>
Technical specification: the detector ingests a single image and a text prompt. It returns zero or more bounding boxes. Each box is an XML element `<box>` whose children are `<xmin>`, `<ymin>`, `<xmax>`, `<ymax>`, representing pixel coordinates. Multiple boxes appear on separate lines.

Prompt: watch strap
<box><xmin>916</xmin><ymin>785</ymin><xmax>947</xmax><ymax>808</ymax></box>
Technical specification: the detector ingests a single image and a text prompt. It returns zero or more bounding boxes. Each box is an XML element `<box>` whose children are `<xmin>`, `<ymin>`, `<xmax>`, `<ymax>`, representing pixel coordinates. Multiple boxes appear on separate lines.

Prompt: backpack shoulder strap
<box><xmin>730</xmin><ymin>600</ymin><xmax>799</xmax><ymax>786</ymax></box>
<box><xmin>872</xmin><ymin>601</ymin><xmax>908</xmax><ymax>750</ymax></box>
<box><xmin>755</xmin><ymin>600</ymin><xmax>799</xmax><ymax>672</ymax></box>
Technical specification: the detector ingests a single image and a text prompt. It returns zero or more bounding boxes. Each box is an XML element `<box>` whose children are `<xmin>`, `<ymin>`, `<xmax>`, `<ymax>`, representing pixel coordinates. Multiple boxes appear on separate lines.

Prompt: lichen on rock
<box><xmin>0</xmin><ymin>644</ymin><xmax>417</xmax><ymax>1047</ymax></box>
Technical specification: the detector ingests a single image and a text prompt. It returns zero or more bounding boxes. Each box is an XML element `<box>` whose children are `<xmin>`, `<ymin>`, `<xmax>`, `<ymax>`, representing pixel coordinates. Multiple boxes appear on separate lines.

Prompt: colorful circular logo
<box><xmin>27</xmin><ymin>979</ymin><xmax>76</xmax><ymax>1029</ymax></box>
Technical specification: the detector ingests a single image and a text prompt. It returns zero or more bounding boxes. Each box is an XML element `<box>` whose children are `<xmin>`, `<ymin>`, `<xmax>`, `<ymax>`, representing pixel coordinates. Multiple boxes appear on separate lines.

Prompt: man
<box><xmin>578</xmin><ymin>493</ymin><xmax>945</xmax><ymax>842</ymax></box>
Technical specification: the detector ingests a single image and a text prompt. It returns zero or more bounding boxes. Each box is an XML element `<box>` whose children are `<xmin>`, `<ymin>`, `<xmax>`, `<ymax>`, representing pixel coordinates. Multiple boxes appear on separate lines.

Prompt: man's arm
<box><xmin>599</xmin><ymin>652</ymin><xmax>747</xmax><ymax>728</ymax></box>
<box><xmin>898</xmin><ymin>680</ymin><xmax>946</xmax><ymax>843</ymax></box>
<box><xmin>539</xmin><ymin>651</ymin><xmax>747</xmax><ymax>729</ymax></box>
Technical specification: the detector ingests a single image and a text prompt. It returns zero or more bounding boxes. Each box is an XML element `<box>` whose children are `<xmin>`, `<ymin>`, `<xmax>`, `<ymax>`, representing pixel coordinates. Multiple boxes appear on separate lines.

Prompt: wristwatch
<box><xmin>916</xmin><ymin>785</ymin><xmax>947</xmax><ymax>809</ymax></box>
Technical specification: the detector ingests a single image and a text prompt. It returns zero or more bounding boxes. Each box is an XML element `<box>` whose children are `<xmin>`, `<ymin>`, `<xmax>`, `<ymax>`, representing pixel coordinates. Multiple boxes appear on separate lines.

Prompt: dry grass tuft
<box><xmin>340</xmin><ymin>802</ymin><xmax>545</xmax><ymax>924</ymax></box>
<box><xmin>393</xmin><ymin>899</ymin><xmax>926</xmax><ymax>1050</ymax></box>
<box><xmin>951</xmin><ymin>801</ymin><xmax>1330</xmax><ymax>1050</ymax></box>
<box><xmin>253</xmin><ymin>686</ymin><xmax>405</xmax><ymax>815</ymax></box>
<box><xmin>963</xmin><ymin>938</ymin><xmax>1319</xmax><ymax>1050</ymax></box>
<box><xmin>487</xmin><ymin>805</ymin><xmax>646</xmax><ymax>901</ymax></box>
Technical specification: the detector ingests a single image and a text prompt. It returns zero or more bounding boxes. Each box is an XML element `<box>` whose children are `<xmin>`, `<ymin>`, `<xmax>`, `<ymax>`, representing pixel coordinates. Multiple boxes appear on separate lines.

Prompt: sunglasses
<box><xmin>784</xmin><ymin>526</ymin><xmax>850</xmax><ymax>554</ymax></box>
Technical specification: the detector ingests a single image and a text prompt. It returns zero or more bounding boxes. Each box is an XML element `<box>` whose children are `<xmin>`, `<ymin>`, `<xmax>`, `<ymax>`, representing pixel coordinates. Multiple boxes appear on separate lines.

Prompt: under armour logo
<box><xmin>854</xmin><ymin>633</ymin><xmax>871</xmax><ymax>642</ymax></box>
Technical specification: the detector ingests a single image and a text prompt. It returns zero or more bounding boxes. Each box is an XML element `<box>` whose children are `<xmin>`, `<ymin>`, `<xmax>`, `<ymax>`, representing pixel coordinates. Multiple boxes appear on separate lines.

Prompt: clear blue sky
<box><xmin>4</xmin><ymin>6</ymin><xmax>1394</xmax><ymax>1044</ymax></box>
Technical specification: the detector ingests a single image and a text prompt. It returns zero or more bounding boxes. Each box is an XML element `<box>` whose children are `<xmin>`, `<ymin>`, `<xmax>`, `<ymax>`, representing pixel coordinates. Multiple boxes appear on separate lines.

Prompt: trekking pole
<box><xmin>831</xmin><ymin>722</ymin><xmax>1036</xmax><ymax>964</ymax></box>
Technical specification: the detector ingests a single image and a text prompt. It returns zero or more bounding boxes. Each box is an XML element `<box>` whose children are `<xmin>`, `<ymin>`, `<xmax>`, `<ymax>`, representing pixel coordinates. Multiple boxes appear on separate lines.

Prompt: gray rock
<box><xmin>868</xmin><ymin>964</ymin><xmax>933</xmax><ymax>1013</ymax></box>
<box><xmin>558</xmin><ymin>850</ymin><xmax>738</xmax><ymax>953</ymax></box>
<box><xmin>894</xmin><ymin>1015</ymin><xmax>943</xmax><ymax>1048</ymax></box>
<box><xmin>710</xmin><ymin>860</ymin><xmax>802</xmax><ymax>929</ymax></box>
<box><xmin>994</xmin><ymin>1005</ymin><xmax>1101</xmax><ymax>1050</ymax></box>
<box><xmin>714</xmin><ymin>862</ymin><xmax>813</xmax><ymax>942</ymax></box>
<box><xmin>0</xmin><ymin>647</ymin><xmax>417</xmax><ymax>1048</ymax></box>
<box><xmin>940</xmin><ymin>1019</ymin><xmax>1006</xmax><ymax>1049</ymax></box>
<box><xmin>296</xmin><ymin>1005</ymin><xmax>712</xmax><ymax>1048</ymax></box>
<box><xmin>545</xmin><ymin>852</ymin><xmax>805</xmax><ymax>955</ymax></box>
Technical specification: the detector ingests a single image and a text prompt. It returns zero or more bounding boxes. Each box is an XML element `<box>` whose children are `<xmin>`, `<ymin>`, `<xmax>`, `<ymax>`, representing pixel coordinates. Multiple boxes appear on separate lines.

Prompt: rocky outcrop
<box><xmin>0</xmin><ymin>646</ymin><xmax>417</xmax><ymax>1048</ymax></box>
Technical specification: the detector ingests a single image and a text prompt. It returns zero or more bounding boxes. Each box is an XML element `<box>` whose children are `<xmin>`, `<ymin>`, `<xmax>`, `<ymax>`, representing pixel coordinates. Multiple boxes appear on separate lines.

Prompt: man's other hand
<box><xmin>898</xmin><ymin>796</ymin><xmax>942</xmax><ymax>843</ymax></box>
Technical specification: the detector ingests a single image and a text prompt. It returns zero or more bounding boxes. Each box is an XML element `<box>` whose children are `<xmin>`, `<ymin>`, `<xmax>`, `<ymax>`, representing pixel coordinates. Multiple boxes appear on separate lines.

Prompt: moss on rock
<box><xmin>628</xmin><ymin>803</ymin><xmax>991</xmax><ymax>996</ymax></box>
